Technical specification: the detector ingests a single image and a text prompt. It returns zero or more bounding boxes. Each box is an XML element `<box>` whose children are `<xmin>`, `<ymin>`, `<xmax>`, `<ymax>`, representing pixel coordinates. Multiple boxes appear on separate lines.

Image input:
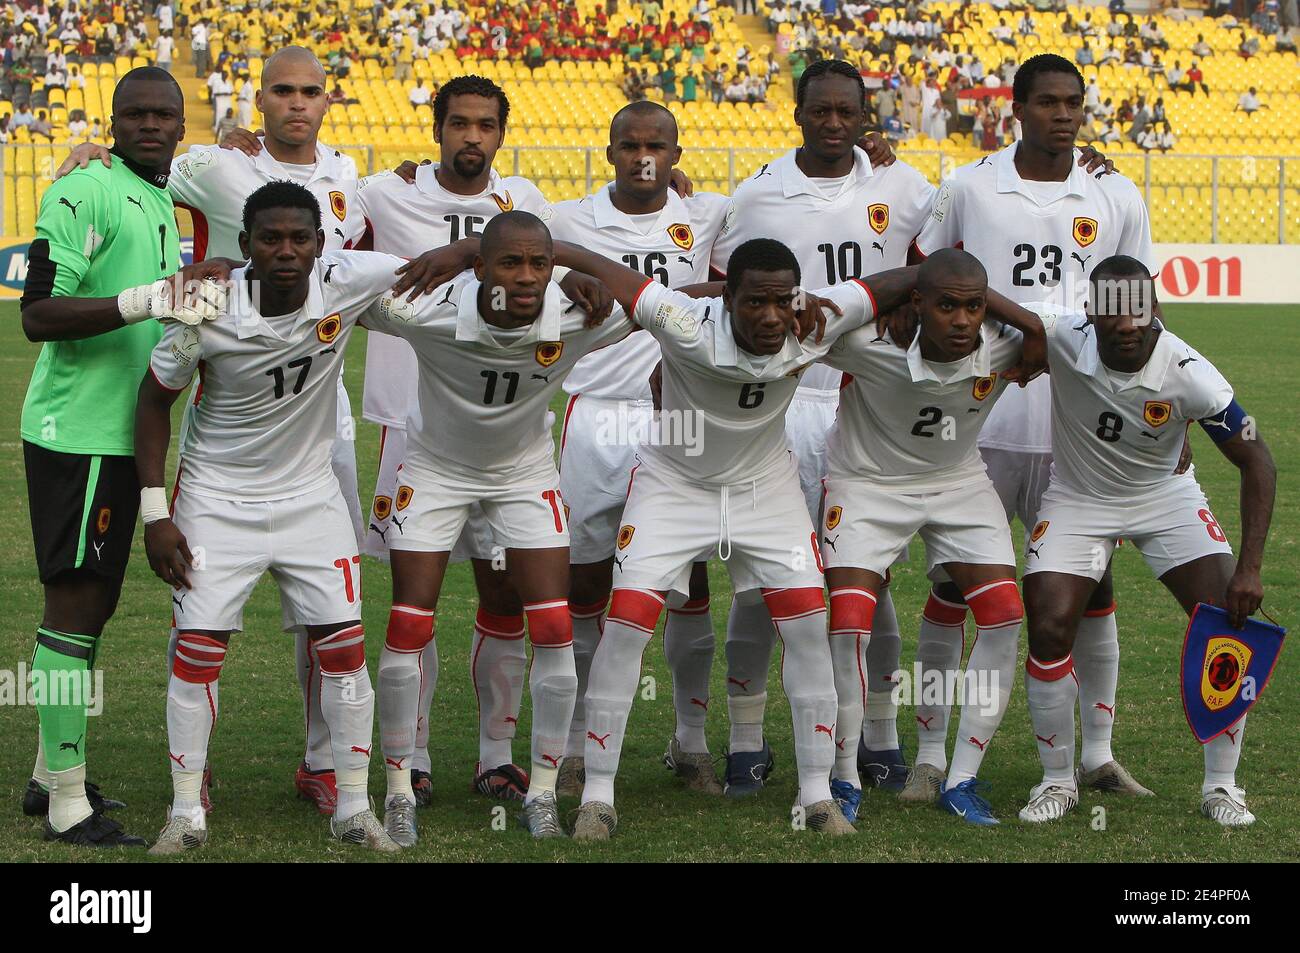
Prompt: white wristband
<box><xmin>118</xmin><ymin>279</ymin><xmax>168</xmax><ymax>324</ymax></box>
<box><xmin>551</xmin><ymin>265</ymin><xmax>571</xmax><ymax>284</ymax></box>
<box><xmin>140</xmin><ymin>486</ymin><xmax>170</xmax><ymax>525</ymax></box>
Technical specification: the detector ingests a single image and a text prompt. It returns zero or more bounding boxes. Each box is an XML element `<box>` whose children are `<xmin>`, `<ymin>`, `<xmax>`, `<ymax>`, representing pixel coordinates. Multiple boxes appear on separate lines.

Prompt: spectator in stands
<box><xmin>1099</xmin><ymin>39</ymin><xmax>1122</xmax><ymax>65</ymax></box>
<box><xmin>409</xmin><ymin>77</ymin><xmax>431</xmax><ymax>107</ymax></box>
<box><xmin>1192</xmin><ymin>33</ymin><xmax>1211</xmax><ymax>58</ymax></box>
<box><xmin>155</xmin><ymin>29</ymin><xmax>173</xmax><ymax>72</ymax></box>
<box><xmin>11</xmin><ymin>103</ymin><xmax>34</xmax><ymax>129</ymax></box>
<box><xmin>1275</xmin><ymin>24</ymin><xmax>1297</xmax><ymax>53</ymax></box>
<box><xmin>216</xmin><ymin>106</ymin><xmax>238</xmax><ymax>142</ymax></box>
<box><xmin>725</xmin><ymin>73</ymin><xmax>747</xmax><ymax>102</ymax></box>
<box><xmin>208</xmin><ymin>68</ymin><xmax>233</xmax><ymax>133</ymax></box>
<box><xmin>1181</xmin><ymin>61</ymin><xmax>1208</xmax><ymax>95</ymax></box>
<box><xmin>191</xmin><ymin>18</ymin><xmax>210</xmax><ymax>76</ymax></box>
<box><xmin>237</xmin><ymin>75</ymin><xmax>254</xmax><ymax>128</ymax></box>
<box><xmin>1151</xmin><ymin>96</ymin><xmax>1166</xmax><ymax>125</ymax></box>
<box><xmin>29</xmin><ymin>109</ymin><xmax>53</xmax><ymax>141</ymax></box>
<box><xmin>0</xmin><ymin>115</ymin><xmax>10</xmax><ymax>144</ymax></box>
<box><xmin>1140</xmin><ymin>17</ymin><xmax>1169</xmax><ymax>51</ymax></box>
<box><xmin>1077</xmin><ymin>110</ymin><xmax>1100</xmax><ymax>143</ymax></box>
<box><xmin>1236</xmin><ymin>87</ymin><xmax>1265</xmax><ymax>113</ymax></box>
<box><xmin>1017</xmin><ymin>12</ymin><xmax>1037</xmax><ymax>37</ymax></box>
<box><xmin>1075</xmin><ymin>42</ymin><xmax>1094</xmax><ymax>67</ymax></box>
<box><xmin>1165</xmin><ymin>59</ymin><xmax>1184</xmax><ymax>90</ymax></box>
<box><xmin>1238</xmin><ymin>34</ymin><xmax>1260</xmax><ymax>58</ymax></box>
<box><xmin>1109</xmin><ymin>0</ymin><xmax>1127</xmax><ymax>15</ymax></box>
<box><xmin>1156</xmin><ymin>120</ymin><xmax>1176</xmax><ymax>151</ymax></box>
<box><xmin>68</xmin><ymin>111</ymin><xmax>87</xmax><ymax>138</ymax></box>
<box><xmin>157</xmin><ymin>2</ymin><xmax>174</xmax><ymax>34</ymax></box>
<box><xmin>681</xmin><ymin>66</ymin><xmax>698</xmax><ymax>102</ymax></box>
<box><xmin>991</xmin><ymin>17</ymin><xmax>1013</xmax><ymax>45</ymax></box>
<box><xmin>659</xmin><ymin>61</ymin><xmax>677</xmax><ymax>102</ymax></box>
<box><xmin>1128</xmin><ymin>98</ymin><xmax>1149</xmax><ymax>142</ymax></box>
<box><xmin>43</xmin><ymin>64</ymin><xmax>67</xmax><ymax>90</ymax></box>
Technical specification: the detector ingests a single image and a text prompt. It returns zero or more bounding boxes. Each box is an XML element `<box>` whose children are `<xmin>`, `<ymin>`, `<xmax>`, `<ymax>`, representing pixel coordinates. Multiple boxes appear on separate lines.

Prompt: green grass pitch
<box><xmin>0</xmin><ymin>301</ymin><xmax>1295</xmax><ymax>862</ymax></box>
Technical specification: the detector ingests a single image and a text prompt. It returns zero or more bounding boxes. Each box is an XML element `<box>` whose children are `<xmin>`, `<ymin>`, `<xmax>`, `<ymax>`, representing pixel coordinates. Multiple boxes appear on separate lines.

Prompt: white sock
<box><xmin>914</xmin><ymin>605</ymin><xmax>965</xmax><ymax>772</ymax></box>
<box><xmin>1025</xmin><ymin>655</ymin><xmax>1078</xmax><ymax>786</ymax></box>
<box><xmin>1203</xmin><ymin>713</ymin><xmax>1246</xmax><ymax>791</ymax></box>
<box><xmin>526</xmin><ymin>643</ymin><xmax>577</xmax><ymax>803</ymax></box>
<box><xmin>863</xmin><ymin>587</ymin><xmax>901</xmax><ymax>750</ymax></box>
<box><xmin>664</xmin><ymin>599</ymin><xmax>715</xmax><ymax>753</ymax></box>
<box><xmin>32</xmin><ymin>732</ymin><xmax>50</xmax><ymax>787</ymax></box>
<box><xmin>378</xmin><ymin>644</ymin><xmax>420</xmax><ymax>803</ymax></box>
<box><xmin>581</xmin><ymin>617</ymin><xmax>652</xmax><ymax>807</ymax></box>
<box><xmin>566</xmin><ymin>600</ymin><xmax>606</xmax><ymax>757</ymax></box>
<box><xmin>412</xmin><ymin>639</ymin><xmax>438</xmax><ymax>773</ymax></box>
<box><xmin>317</xmin><ymin>638</ymin><xmax>374</xmax><ymax>820</ymax></box>
<box><xmin>297</xmin><ymin>629</ymin><xmax>334</xmax><ymax>772</ymax></box>
<box><xmin>725</xmin><ymin>592</ymin><xmax>777</xmax><ymax>753</ymax></box>
<box><xmin>1074</xmin><ymin>608</ymin><xmax>1120</xmax><ymax>772</ymax></box>
<box><xmin>767</xmin><ymin>595</ymin><xmax>837</xmax><ymax>807</ymax></box>
<box><xmin>471</xmin><ymin>613</ymin><xmax>526</xmax><ymax>771</ymax></box>
<box><xmin>947</xmin><ymin>615</ymin><xmax>1019</xmax><ymax>787</ymax></box>
<box><xmin>48</xmin><ymin>763</ymin><xmax>93</xmax><ymax>832</ymax></box>
<box><xmin>168</xmin><ymin>634</ymin><xmax>225</xmax><ymax>815</ymax></box>
<box><xmin>829</xmin><ymin>631</ymin><xmax>867</xmax><ymax>786</ymax></box>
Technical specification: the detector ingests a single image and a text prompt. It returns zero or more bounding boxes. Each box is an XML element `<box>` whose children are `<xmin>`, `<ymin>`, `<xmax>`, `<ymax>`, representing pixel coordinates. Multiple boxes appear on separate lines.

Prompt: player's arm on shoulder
<box><xmin>53</xmin><ymin>140</ymin><xmax>114</xmax><ymax>179</ymax></box>
<box><xmin>552</xmin><ymin>240</ymin><xmax>653</xmax><ymax>315</ymax></box>
<box><xmin>1201</xmin><ymin>397</ymin><xmax>1276</xmax><ymax>627</ymax></box>
<box><xmin>912</xmin><ymin>178</ymin><xmax>961</xmax><ymax>258</ymax></box>
<box><xmin>391</xmin><ymin>237</ymin><xmax>481</xmax><ymax>300</ymax></box>
<box><xmin>985</xmin><ymin>290</ymin><xmax>1047</xmax><ymax>384</ymax></box>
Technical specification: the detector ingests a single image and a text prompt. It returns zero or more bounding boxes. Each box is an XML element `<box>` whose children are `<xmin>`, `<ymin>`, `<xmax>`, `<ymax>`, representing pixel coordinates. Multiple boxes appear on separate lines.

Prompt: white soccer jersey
<box><xmin>151</xmin><ymin>252</ymin><xmax>404</xmax><ymax>502</ymax></box>
<box><xmin>632</xmin><ymin>279</ymin><xmax>877</xmax><ymax>485</ymax></box>
<box><xmin>170</xmin><ymin>142</ymin><xmax>366</xmax><ymax>260</ymax></box>
<box><xmin>362</xmin><ymin>272</ymin><xmax>634</xmax><ymax>484</ymax></box>
<box><xmin>825</xmin><ymin>323</ymin><xmax>1024</xmax><ymax>492</ymax></box>
<box><xmin>357</xmin><ymin>163</ymin><xmax>551</xmax><ymax>427</ymax></box>
<box><xmin>914</xmin><ymin>144</ymin><xmax>1155</xmax><ymax>453</ymax></box>
<box><xmin>550</xmin><ymin>184</ymin><xmax>730</xmax><ymax>401</ymax></box>
<box><xmin>1038</xmin><ymin>308</ymin><xmax>1234</xmax><ymax>501</ymax></box>
<box><xmin>711</xmin><ymin>147</ymin><xmax>936</xmax><ymax>393</ymax></box>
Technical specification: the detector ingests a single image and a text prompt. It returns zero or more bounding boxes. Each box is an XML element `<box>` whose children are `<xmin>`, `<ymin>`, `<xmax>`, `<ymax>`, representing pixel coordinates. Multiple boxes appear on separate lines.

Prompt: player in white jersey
<box><xmin>547</xmin><ymin>101</ymin><xmax>731</xmax><ymax>796</ymax></box>
<box><xmin>553</xmin><ymin>238</ymin><xmax>938</xmax><ymax>839</ymax></box>
<box><xmin>134</xmin><ymin>183</ymin><xmax>402</xmax><ymax>854</ymax></box>
<box><xmin>910</xmin><ymin>54</ymin><xmax>1156</xmax><ymax>803</ymax></box>
<box><xmin>361</xmin><ymin>211</ymin><xmax>632</xmax><ymax>841</ymax></box>
<box><xmin>708</xmin><ymin>60</ymin><xmax>937</xmax><ymax>794</ymax></box>
<box><xmin>356</xmin><ymin>76</ymin><xmax>557</xmax><ymax>805</ymax></box>
<box><xmin>1016</xmin><ymin>258</ymin><xmax>1275</xmax><ymax>827</ymax></box>
<box><xmin>819</xmin><ymin>249</ymin><xmax>1047</xmax><ymax>825</ymax></box>
<box><xmin>56</xmin><ymin>47</ymin><xmax>391</xmax><ymax>814</ymax></box>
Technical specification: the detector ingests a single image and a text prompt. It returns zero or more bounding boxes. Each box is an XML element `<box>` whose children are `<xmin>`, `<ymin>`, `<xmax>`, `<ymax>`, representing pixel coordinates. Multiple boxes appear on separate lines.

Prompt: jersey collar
<box><xmin>592</xmin><ymin>182</ymin><xmax>689</xmax><ymax>235</ymax></box>
<box><xmin>456</xmin><ymin>276</ymin><xmax>563</xmax><ymax>344</ymax></box>
<box><xmin>778</xmin><ymin>145</ymin><xmax>874</xmax><ymax>201</ymax></box>
<box><xmin>251</xmin><ymin>140</ymin><xmax>346</xmax><ymax>185</ymax></box>
<box><xmin>714</xmin><ymin>303</ymin><xmax>803</xmax><ymax>373</ymax></box>
<box><xmin>904</xmin><ymin>328</ymin><xmax>991</xmax><ymax>383</ymax></box>
<box><xmin>1075</xmin><ymin>320</ymin><xmax>1173</xmax><ymax>391</ymax></box>
<box><xmin>230</xmin><ymin>264</ymin><xmax>325</xmax><ymax>340</ymax></box>
<box><xmin>996</xmin><ymin>143</ymin><xmax>1087</xmax><ymax>205</ymax></box>
<box><xmin>415</xmin><ymin>161</ymin><xmax>503</xmax><ymax>199</ymax></box>
<box><xmin>111</xmin><ymin>147</ymin><xmax>170</xmax><ymax>190</ymax></box>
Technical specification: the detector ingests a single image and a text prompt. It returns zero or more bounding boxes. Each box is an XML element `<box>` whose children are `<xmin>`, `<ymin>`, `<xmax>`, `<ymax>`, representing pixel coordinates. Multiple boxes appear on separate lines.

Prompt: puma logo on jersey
<box><xmin>369</xmin><ymin>522</ymin><xmax>388</xmax><ymax>541</ymax></box>
<box><xmin>1179</xmin><ymin>355</ymin><xmax>1198</xmax><ymax>368</ymax></box>
<box><xmin>613</xmin><ymin>554</ymin><xmax>627</xmax><ymax>571</ymax></box>
<box><xmin>677</xmin><ymin>254</ymin><xmax>695</xmax><ymax>266</ymax></box>
<box><xmin>976</xmin><ymin>156</ymin><xmax>991</xmax><ymax>168</ymax></box>
<box><xmin>967</xmin><ymin>407</ymin><xmax>981</xmax><ymax>413</ymax></box>
<box><xmin>872</xmin><ymin>240</ymin><xmax>886</xmax><ymax>257</ymax></box>
<box><xmin>172</xmin><ymin>592</ymin><xmax>186</xmax><ymax>611</ymax></box>
<box><xmin>1140</xmin><ymin>430</ymin><xmax>1161</xmax><ymax>441</ymax></box>
<box><xmin>323</xmin><ymin>263</ymin><xmax>338</xmax><ymax>283</ymax></box>
<box><xmin>438</xmin><ymin>285</ymin><xmax>455</xmax><ymax>305</ymax></box>
<box><xmin>1071</xmin><ymin>252</ymin><xmax>1092</xmax><ymax>269</ymax></box>
<box><xmin>60</xmin><ymin>197</ymin><xmax>84</xmax><ymax>218</ymax></box>
<box><xmin>126</xmin><ymin>195</ymin><xmax>144</xmax><ymax>212</ymax></box>
<box><xmin>1203</xmin><ymin>414</ymin><xmax>1231</xmax><ymax>431</ymax></box>
<box><xmin>822</xmin><ymin>534</ymin><xmax>839</xmax><ymax>552</ymax></box>
<box><xmin>755</xmin><ymin>164</ymin><xmax>772</xmax><ymax>178</ymax></box>
<box><xmin>1026</xmin><ymin>544</ymin><xmax>1042</xmax><ymax>559</ymax></box>
<box><xmin>391</xmin><ymin>516</ymin><xmax>406</xmax><ymax>533</ymax></box>
<box><xmin>531</xmin><ymin>372</ymin><xmax>551</xmax><ymax>382</ymax></box>
<box><xmin>92</xmin><ymin>540</ymin><xmax>105</xmax><ymax>560</ymax></box>
<box><xmin>319</xmin><ymin>344</ymin><xmax>338</xmax><ymax>356</ymax></box>
<box><xmin>332</xmin><ymin>227</ymin><xmax>344</xmax><ymax>241</ymax></box>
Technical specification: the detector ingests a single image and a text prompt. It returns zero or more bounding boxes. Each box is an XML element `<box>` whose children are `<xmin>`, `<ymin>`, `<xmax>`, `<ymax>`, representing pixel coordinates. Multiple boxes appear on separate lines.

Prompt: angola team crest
<box><xmin>96</xmin><ymin>507</ymin><xmax>111</xmax><ymax>535</ymax></box>
<box><xmin>536</xmin><ymin>342</ymin><xmax>564</xmax><ymax>367</ymax></box>
<box><xmin>395</xmin><ymin>485</ymin><xmax>414</xmax><ymax>510</ymax></box>
<box><xmin>491</xmin><ymin>191</ymin><xmax>514</xmax><ymax>213</ymax></box>
<box><xmin>617</xmin><ymin>525</ymin><xmax>635</xmax><ymax>549</ymax></box>
<box><xmin>868</xmin><ymin>203</ymin><xmax>889</xmax><ymax>235</ymax></box>
<box><xmin>972</xmin><ymin>375</ymin><xmax>997</xmax><ymax>401</ymax></box>
<box><xmin>1072</xmin><ymin>216</ymin><xmax>1098</xmax><ymax>247</ymax></box>
<box><xmin>329</xmin><ymin>190</ymin><xmax>347</xmax><ymax>222</ymax></box>
<box><xmin>825</xmin><ymin>506</ymin><xmax>842</xmax><ymax>530</ymax></box>
<box><xmin>372</xmin><ymin>496</ymin><xmax>392</xmax><ymax>520</ymax></box>
<box><xmin>1143</xmin><ymin>400</ymin><xmax>1172</xmax><ymax>428</ymax></box>
<box><xmin>316</xmin><ymin>313</ymin><xmax>341</xmax><ymax>344</ymax></box>
<box><xmin>1030</xmin><ymin>520</ymin><xmax>1050</xmax><ymax>543</ymax></box>
<box><xmin>667</xmin><ymin>223</ymin><xmax>694</xmax><ymax>250</ymax></box>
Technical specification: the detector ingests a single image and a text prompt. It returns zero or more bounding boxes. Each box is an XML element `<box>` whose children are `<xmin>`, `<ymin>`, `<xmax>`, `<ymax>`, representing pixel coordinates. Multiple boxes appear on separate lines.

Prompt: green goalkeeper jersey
<box><xmin>20</xmin><ymin>155</ymin><xmax>179</xmax><ymax>456</ymax></box>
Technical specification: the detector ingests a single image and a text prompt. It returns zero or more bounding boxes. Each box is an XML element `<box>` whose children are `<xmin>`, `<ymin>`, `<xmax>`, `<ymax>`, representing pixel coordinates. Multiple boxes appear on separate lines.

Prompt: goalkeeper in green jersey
<box><xmin>19</xmin><ymin>67</ymin><xmax>232</xmax><ymax>847</ymax></box>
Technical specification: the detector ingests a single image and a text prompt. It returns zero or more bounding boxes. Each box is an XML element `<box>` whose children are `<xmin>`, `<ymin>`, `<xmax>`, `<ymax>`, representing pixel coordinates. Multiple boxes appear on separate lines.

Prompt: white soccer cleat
<box><xmin>555</xmin><ymin>756</ymin><xmax>585</xmax><ymax>799</ymax></box>
<box><xmin>899</xmin><ymin>763</ymin><xmax>946</xmax><ymax>804</ymax></box>
<box><xmin>518</xmin><ymin>791</ymin><xmax>566</xmax><ymax>839</ymax></box>
<box><xmin>664</xmin><ymin>737</ymin><xmax>724</xmax><ymax>795</ymax></box>
<box><xmin>148</xmin><ymin>807</ymin><xmax>208</xmax><ymax>855</ymax></box>
<box><xmin>1200</xmin><ymin>785</ymin><xmax>1256</xmax><ymax>827</ymax></box>
<box><xmin>331</xmin><ymin>806</ymin><xmax>401</xmax><ymax>853</ymax></box>
<box><xmin>572</xmin><ymin>800</ymin><xmax>618</xmax><ymax>841</ymax></box>
<box><xmin>1018</xmin><ymin>782</ymin><xmax>1079</xmax><ymax>824</ymax></box>
<box><xmin>1078</xmin><ymin>760</ymin><xmax>1155</xmax><ymax>797</ymax></box>
<box><xmin>383</xmin><ymin>795</ymin><xmax>418</xmax><ymax>848</ymax></box>
<box><xmin>805</xmin><ymin>799</ymin><xmax>858</xmax><ymax>836</ymax></box>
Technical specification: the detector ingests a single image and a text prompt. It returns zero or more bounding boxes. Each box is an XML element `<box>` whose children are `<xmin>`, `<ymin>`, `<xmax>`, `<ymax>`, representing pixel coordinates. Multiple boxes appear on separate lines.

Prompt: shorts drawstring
<box><xmin>718</xmin><ymin>484</ymin><xmax>732</xmax><ymax>561</ymax></box>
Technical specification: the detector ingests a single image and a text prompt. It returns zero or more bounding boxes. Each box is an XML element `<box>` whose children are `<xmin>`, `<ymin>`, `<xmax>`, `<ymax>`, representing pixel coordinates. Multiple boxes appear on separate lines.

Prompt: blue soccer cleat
<box><xmin>829</xmin><ymin>778</ymin><xmax>862</xmax><ymax>823</ymax></box>
<box><xmin>723</xmin><ymin>741</ymin><xmax>775</xmax><ymax>799</ymax></box>
<box><xmin>939</xmin><ymin>779</ymin><xmax>1000</xmax><ymax>826</ymax></box>
<box><xmin>858</xmin><ymin>736</ymin><xmax>909</xmax><ymax>792</ymax></box>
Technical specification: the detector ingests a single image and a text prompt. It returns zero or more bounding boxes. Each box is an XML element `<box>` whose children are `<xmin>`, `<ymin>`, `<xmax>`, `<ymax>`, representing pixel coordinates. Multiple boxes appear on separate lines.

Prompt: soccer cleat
<box><xmin>43</xmin><ymin>811</ymin><xmax>146</xmax><ymax>847</ymax></box>
<box><xmin>805</xmin><ymin>799</ymin><xmax>858</xmax><ymax>835</ymax></box>
<box><xmin>939</xmin><ymin>779</ymin><xmax>1000</xmax><ymax>826</ymax></box>
<box><xmin>829</xmin><ymin>778</ymin><xmax>862</xmax><ymax>823</ymax></box>
<box><xmin>23</xmin><ymin>778</ymin><xmax>126</xmax><ymax>817</ymax></box>
<box><xmin>555</xmin><ymin>756</ymin><xmax>585</xmax><ymax>799</ymax></box>
<box><xmin>899</xmin><ymin>763</ymin><xmax>946</xmax><ymax>804</ymax></box>
<box><xmin>295</xmin><ymin>761</ymin><xmax>337</xmax><ymax>816</ymax></box>
<box><xmin>723</xmin><ymin>741</ymin><xmax>775</xmax><ymax>799</ymax></box>
<box><xmin>663</xmin><ymin>737</ymin><xmax>724</xmax><ymax>795</ymax></box>
<box><xmin>858</xmin><ymin>737</ymin><xmax>909</xmax><ymax>792</ymax></box>
<box><xmin>1200</xmin><ymin>785</ymin><xmax>1256</xmax><ymax>827</ymax></box>
<box><xmin>572</xmin><ymin>800</ymin><xmax>618</xmax><ymax>841</ymax></box>
<box><xmin>410</xmin><ymin>769</ymin><xmax>434</xmax><ymax>807</ymax></box>
<box><xmin>331</xmin><ymin>806</ymin><xmax>401</xmax><ymax>852</ymax></box>
<box><xmin>382</xmin><ymin>795</ymin><xmax>418</xmax><ymax>847</ymax></box>
<box><xmin>518</xmin><ymin>791</ymin><xmax>565</xmax><ymax>839</ymax></box>
<box><xmin>1078</xmin><ymin>760</ymin><xmax>1155</xmax><ymax>797</ymax></box>
<box><xmin>471</xmin><ymin>763</ymin><xmax>530</xmax><ymax>801</ymax></box>
<box><xmin>1018</xmin><ymin>782</ymin><xmax>1079</xmax><ymax>824</ymax></box>
<box><xmin>148</xmin><ymin>808</ymin><xmax>208</xmax><ymax>855</ymax></box>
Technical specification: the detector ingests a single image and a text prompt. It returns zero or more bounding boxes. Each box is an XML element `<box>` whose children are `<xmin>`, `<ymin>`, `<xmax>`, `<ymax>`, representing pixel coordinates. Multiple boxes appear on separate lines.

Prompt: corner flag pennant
<box><xmin>1181</xmin><ymin>604</ymin><xmax>1285</xmax><ymax>743</ymax></box>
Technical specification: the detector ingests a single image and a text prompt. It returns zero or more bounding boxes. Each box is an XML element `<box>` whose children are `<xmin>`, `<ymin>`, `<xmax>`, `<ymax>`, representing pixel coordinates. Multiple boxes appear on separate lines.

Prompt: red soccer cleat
<box><xmin>470</xmin><ymin>763</ymin><xmax>529</xmax><ymax>802</ymax></box>
<box><xmin>295</xmin><ymin>761</ymin><xmax>338</xmax><ymax>816</ymax></box>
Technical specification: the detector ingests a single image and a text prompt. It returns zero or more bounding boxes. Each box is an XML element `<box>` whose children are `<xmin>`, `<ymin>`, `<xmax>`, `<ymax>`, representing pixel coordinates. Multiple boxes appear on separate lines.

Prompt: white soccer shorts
<box><xmin>333</xmin><ymin>373</ymin><xmax>364</xmax><ymax>548</ymax></box>
<box><xmin>821</xmin><ymin>476</ymin><xmax>1015</xmax><ymax>581</ymax></box>
<box><xmin>385</xmin><ymin>458</ymin><xmax>569</xmax><ymax>554</ymax></box>
<box><xmin>169</xmin><ymin>484</ymin><xmax>361</xmax><ymax>632</ymax></box>
<box><xmin>613</xmin><ymin>452</ymin><xmax>823</xmax><ymax>597</ymax></box>
<box><xmin>1023</xmin><ymin>476</ymin><xmax>1235</xmax><ymax>582</ymax></box>
<box><xmin>980</xmin><ymin>446</ymin><xmax>1054</xmax><ymax>539</ymax></box>
<box><xmin>785</xmin><ymin>390</ymin><xmax>839</xmax><ymax>522</ymax></box>
<box><xmin>363</xmin><ymin>424</ymin><xmax>497</xmax><ymax>562</ymax></box>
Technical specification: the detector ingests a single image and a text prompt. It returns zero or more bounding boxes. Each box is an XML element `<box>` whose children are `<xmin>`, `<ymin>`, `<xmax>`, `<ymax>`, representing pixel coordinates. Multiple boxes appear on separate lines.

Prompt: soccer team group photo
<box><xmin>0</xmin><ymin>0</ymin><xmax>1293</xmax><ymax>869</ymax></box>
